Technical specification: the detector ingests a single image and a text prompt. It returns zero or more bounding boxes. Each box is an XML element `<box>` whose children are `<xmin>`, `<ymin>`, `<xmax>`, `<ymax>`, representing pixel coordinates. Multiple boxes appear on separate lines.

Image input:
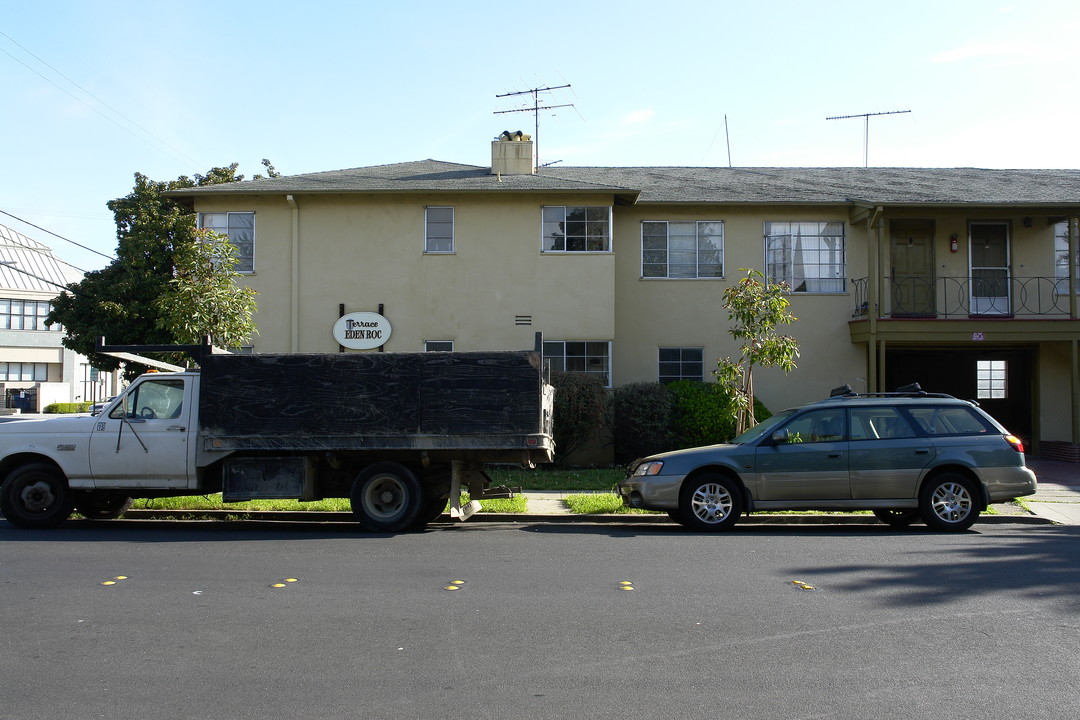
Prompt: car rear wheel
<box><xmin>676</xmin><ymin>474</ymin><xmax>742</xmax><ymax>531</ymax></box>
<box><xmin>919</xmin><ymin>473</ymin><xmax>979</xmax><ymax>531</ymax></box>
<box><xmin>873</xmin><ymin>509</ymin><xmax>920</xmax><ymax>528</ymax></box>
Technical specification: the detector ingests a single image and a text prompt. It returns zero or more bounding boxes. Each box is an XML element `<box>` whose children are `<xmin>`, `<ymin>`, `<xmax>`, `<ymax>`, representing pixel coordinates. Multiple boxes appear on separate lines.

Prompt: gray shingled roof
<box><xmin>166</xmin><ymin>160</ymin><xmax>1080</xmax><ymax>208</ymax></box>
<box><xmin>0</xmin><ymin>224</ymin><xmax>82</xmax><ymax>292</ymax></box>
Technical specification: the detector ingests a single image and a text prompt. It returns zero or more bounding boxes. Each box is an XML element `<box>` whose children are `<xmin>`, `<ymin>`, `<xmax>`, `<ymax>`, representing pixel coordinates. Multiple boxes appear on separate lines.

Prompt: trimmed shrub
<box><xmin>550</xmin><ymin>371</ymin><xmax>609</xmax><ymax>466</ymax></box>
<box><xmin>43</xmin><ymin>403</ymin><xmax>92</xmax><ymax>414</ymax></box>
<box><xmin>612</xmin><ymin>382</ymin><xmax>677</xmax><ymax>464</ymax></box>
<box><xmin>667</xmin><ymin>380</ymin><xmax>737</xmax><ymax>448</ymax></box>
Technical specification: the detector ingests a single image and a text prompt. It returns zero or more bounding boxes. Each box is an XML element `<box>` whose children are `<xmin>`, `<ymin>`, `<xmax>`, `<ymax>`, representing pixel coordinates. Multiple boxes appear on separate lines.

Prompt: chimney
<box><xmin>490</xmin><ymin>130</ymin><xmax>535</xmax><ymax>176</ymax></box>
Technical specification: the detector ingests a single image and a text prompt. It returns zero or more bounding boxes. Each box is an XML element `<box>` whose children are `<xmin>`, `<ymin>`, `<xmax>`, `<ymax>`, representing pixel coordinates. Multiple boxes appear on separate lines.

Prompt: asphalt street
<box><xmin>1</xmin><ymin>519</ymin><xmax>1077</xmax><ymax>720</ymax></box>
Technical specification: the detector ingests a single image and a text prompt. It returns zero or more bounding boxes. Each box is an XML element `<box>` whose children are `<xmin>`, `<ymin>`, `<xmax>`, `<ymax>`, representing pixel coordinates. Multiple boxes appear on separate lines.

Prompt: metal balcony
<box><xmin>851</xmin><ymin>276</ymin><xmax>1077</xmax><ymax>319</ymax></box>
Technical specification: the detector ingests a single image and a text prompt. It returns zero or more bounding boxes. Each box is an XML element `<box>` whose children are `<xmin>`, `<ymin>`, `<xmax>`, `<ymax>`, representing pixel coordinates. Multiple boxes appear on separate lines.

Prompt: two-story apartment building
<box><xmin>168</xmin><ymin>135</ymin><xmax>1080</xmax><ymax>460</ymax></box>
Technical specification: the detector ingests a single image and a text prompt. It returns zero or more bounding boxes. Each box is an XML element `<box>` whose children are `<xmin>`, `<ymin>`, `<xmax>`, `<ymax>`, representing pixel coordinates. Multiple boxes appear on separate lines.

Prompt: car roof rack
<box><xmin>825</xmin><ymin>382</ymin><xmax>958</xmax><ymax>401</ymax></box>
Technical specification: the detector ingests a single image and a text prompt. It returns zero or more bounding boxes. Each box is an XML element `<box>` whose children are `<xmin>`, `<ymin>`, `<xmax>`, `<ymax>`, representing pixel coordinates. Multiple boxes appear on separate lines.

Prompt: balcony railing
<box><xmin>850</xmin><ymin>276</ymin><xmax>1077</xmax><ymax>319</ymax></box>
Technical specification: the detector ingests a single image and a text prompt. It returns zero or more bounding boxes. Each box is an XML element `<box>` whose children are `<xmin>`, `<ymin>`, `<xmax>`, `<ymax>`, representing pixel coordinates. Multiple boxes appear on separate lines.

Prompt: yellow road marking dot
<box><xmin>271</xmin><ymin>583</ymin><xmax>286</xmax><ymax>588</ymax></box>
<box><xmin>450</xmin><ymin>580</ymin><xmax>465</xmax><ymax>585</ymax></box>
<box><xmin>444</xmin><ymin>585</ymin><xmax>460</xmax><ymax>591</ymax></box>
<box><xmin>114</xmin><ymin>576</ymin><xmax>128</xmax><ymax>580</ymax></box>
<box><xmin>619</xmin><ymin>585</ymin><xmax>635</xmax><ymax>591</ymax></box>
<box><xmin>284</xmin><ymin>578</ymin><xmax>298</xmax><ymax>583</ymax></box>
<box><xmin>619</xmin><ymin>581</ymin><xmax>633</xmax><ymax>586</ymax></box>
<box><xmin>100</xmin><ymin>581</ymin><xmax>116</xmax><ymax>586</ymax></box>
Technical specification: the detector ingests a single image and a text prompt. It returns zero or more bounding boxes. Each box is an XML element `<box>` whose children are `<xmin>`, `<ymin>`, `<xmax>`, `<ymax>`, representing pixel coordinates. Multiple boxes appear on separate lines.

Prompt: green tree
<box><xmin>155</xmin><ymin>229</ymin><xmax>257</xmax><ymax>347</ymax></box>
<box><xmin>715</xmin><ymin>268</ymin><xmax>800</xmax><ymax>434</ymax></box>
<box><xmin>47</xmin><ymin>164</ymin><xmax>257</xmax><ymax>378</ymax></box>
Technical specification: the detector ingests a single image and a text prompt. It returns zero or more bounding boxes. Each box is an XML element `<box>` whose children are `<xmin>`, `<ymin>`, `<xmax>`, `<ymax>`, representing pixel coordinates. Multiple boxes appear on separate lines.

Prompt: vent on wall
<box><xmin>515</xmin><ymin>315</ymin><xmax>532</xmax><ymax>326</ymax></box>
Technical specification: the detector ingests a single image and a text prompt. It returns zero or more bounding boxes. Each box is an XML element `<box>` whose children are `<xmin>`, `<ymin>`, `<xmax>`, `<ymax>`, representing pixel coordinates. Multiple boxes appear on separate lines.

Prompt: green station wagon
<box><xmin>619</xmin><ymin>388</ymin><xmax>1037</xmax><ymax>531</ymax></box>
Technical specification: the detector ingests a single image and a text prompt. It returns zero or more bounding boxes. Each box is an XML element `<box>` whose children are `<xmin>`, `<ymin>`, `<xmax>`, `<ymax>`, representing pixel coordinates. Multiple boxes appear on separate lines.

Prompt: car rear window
<box><xmin>905</xmin><ymin>406</ymin><xmax>994</xmax><ymax>436</ymax></box>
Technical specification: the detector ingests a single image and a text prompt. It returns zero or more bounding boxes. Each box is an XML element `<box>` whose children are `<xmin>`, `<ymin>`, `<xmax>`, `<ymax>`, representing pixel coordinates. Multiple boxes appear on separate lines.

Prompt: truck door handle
<box><xmin>167</xmin><ymin>425</ymin><xmax>186</xmax><ymax>432</ymax></box>
<box><xmin>914</xmin><ymin>449</ymin><xmax>930</xmax><ymax>455</ymax></box>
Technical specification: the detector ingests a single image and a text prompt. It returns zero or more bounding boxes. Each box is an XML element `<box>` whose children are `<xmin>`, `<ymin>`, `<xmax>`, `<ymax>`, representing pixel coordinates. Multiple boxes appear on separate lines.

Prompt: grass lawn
<box><xmin>123</xmin><ymin>468</ymin><xmax>623</xmax><ymax>517</ymax></box>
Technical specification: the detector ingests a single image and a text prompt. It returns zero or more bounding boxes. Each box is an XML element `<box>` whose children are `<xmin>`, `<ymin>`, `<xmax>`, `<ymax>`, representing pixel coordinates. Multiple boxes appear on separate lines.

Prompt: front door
<box><xmin>890</xmin><ymin>220</ymin><xmax>936</xmax><ymax>316</ymax></box>
<box><xmin>88</xmin><ymin>376</ymin><xmax>192</xmax><ymax>488</ymax></box>
<box><xmin>755</xmin><ymin>407</ymin><xmax>849</xmax><ymax>501</ymax></box>
<box><xmin>970</xmin><ymin>222</ymin><xmax>1011</xmax><ymax>315</ymax></box>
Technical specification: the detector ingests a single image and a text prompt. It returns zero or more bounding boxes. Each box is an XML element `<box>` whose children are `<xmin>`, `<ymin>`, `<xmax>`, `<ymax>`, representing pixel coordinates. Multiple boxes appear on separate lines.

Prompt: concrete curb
<box><xmin>116</xmin><ymin>509</ymin><xmax>1054</xmax><ymax>526</ymax></box>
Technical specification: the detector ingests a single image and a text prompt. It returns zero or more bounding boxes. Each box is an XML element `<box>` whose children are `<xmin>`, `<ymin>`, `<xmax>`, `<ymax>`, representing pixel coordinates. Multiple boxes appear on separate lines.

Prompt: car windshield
<box><xmin>730</xmin><ymin>410</ymin><xmax>794</xmax><ymax>444</ymax></box>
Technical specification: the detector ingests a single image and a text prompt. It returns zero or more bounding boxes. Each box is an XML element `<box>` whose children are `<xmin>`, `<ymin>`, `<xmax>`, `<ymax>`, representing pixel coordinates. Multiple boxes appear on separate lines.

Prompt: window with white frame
<box><xmin>542</xmin><ymin>206</ymin><xmax>611</xmax><ymax>252</ymax></box>
<box><xmin>0</xmin><ymin>299</ymin><xmax>60</xmax><ymax>331</ymax></box>
<box><xmin>424</xmin><ymin>340</ymin><xmax>454</xmax><ymax>352</ymax></box>
<box><xmin>641</xmin><ymin>221</ymin><xmax>723</xmax><ymax>278</ymax></box>
<box><xmin>425</xmin><ymin>207</ymin><xmax>454</xmax><ymax>253</ymax></box>
<box><xmin>198</xmin><ymin>212</ymin><xmax>255</xmax><ymax>272</ymax></box>
<box><xmin>543</xmin><ymin>341</ymin><xmax>610</xmax><ymax>385</ymax></box>
<box><xmin>765</xmin><ymin>221</ymin><xmax>846</xmax><ymax>292</ymax></box>
<box><xmin>1055</xmin><ymin>220</ymin><xmax>1078</xmax><ymax>294</ymax></box>
<box><xmin>658</xmin><ymin>347</ymin><xmax>704</xmax><ymax>383</ymax></box>
<box><xmin>0</xmin><ymin>362</ymin><xmax>48</xmax><ymax>381</ymax></box>
<box><xmin>977</xmin><ymin>359</ymin><xmax>1007</xmax><ymax>399</ymax></box>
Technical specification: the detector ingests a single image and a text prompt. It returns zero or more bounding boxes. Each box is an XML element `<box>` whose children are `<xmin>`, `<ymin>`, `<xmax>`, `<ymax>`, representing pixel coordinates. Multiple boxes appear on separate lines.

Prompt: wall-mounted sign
<box><xmin>972</xmin><ymin>332</ymin><xmax>985</xmax><ymax>342</ymax></box>
<box><xmin>333</xmin><ymin>312</ymin><xmax>392</xmax><ymax>350</ymax></box>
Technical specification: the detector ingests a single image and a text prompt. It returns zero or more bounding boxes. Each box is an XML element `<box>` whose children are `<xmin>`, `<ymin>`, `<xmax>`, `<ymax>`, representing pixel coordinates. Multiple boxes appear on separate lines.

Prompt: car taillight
<box><xmin>1004</xmin><ymin>434</ymin><xmax>1024</xmax><ymax>453</ymax></box>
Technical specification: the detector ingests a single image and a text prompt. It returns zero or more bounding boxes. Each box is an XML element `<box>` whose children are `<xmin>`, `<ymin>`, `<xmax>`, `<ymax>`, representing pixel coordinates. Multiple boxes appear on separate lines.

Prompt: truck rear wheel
<box><xmin>1</xmin><ymin>463</ymin><xmax>75</xmax><ymax>529</ymax></box>
<box><xmin>350</xmin><ymin>462</ymin><xmax>423</xmax><ymax>532</ymax></box>
<box><xmin>76</xmin><ymin>492</ymin><xmax>134</xmax><ymax>520</ymax></box>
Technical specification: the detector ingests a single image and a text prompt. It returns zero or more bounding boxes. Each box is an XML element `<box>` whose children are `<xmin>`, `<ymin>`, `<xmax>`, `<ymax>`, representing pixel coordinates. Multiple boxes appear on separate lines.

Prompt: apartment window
<box><xmin>977</xmin><ymin>360</ymin><xmax>1007</xmax><ymax>399</ymax></box>
<box><xmin>0</xmin><ymin>299</ymin><xmax>60</xmax><ymax>331</ymax></box>
<box><xmin>0</xmin><ymin>362</ymin><xmax>48</xmax><ymax>381</ymax></box>
<box><xmin>642</xmin><ymin>221</ymin><xmax>724</xmax><ymax>278</ymax></box>
<box><xmin>198</xmin><ymin>212</ymin><xmax>255</xmax><ymax>272</ymax></box>
<box><xmin>542</xmin><ymin>206</ymin><xmax>611</xmax><ymax>252</ymax></box>
<box><xmin>425</xmin><ymin>207</ymin><xmax>454</xmax><ymax>253</ymax></box>
<box><xmin>1055</xmin><ymin>220</ymin><xmax>1078</xmax><ymax>294</ymax></box>
<box><xmin>424</xmin><ymin>340</ymin><xmax>454</xmax><ymax>352</ymax></box>
<box><xmin>765</xmin><ymin>221</ymin><xmax>846</xmax><ymax>292</ymax></box>
<box><xmin>543</xmin><ymin>341</ymin><xmax>610</xmax><ymax>385</ymax></box>
<box><xmin>658</xmin><ymin>347</ymin><xmax>704</xmax><ymax>383</ymax></box>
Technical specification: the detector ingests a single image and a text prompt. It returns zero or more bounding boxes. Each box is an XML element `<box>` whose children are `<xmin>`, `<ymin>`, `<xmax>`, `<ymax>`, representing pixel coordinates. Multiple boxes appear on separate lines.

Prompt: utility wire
<box><xmin>0</xmin><ymin>209</ymin><xmax>114</xmax><ymax>269</ymax></box>
<box><xmin>0</xmin><ymin>31</ymin><xmax>207</xmax><ymax>173</ymax></box>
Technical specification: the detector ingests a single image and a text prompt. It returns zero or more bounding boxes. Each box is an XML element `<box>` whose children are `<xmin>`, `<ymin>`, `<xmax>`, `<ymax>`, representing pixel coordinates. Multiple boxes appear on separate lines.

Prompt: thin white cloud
<box><xmin>619</xmin><ymin>108</ymin><xmax>656</xmax><ymax>126</ymax></box>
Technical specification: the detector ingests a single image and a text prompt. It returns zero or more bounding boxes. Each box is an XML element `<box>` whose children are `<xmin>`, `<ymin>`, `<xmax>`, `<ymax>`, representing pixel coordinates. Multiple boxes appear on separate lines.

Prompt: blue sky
<box><xmin>3</xmin><ymin>0</ymin><xmax>1079</xmax><ymax>272</ymax></box>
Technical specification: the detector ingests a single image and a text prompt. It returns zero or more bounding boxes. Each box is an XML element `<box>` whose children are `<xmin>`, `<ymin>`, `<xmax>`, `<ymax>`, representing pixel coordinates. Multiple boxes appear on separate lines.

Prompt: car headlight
<box><xmin>633</xmin><ymin>461</ymin><xmax>664</xmax><ymax>477</ymax></box>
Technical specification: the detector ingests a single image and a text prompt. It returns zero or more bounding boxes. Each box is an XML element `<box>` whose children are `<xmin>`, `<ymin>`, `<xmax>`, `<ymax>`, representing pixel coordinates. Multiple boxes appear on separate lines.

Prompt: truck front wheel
<box><xmin>1</xmin><ymin>463</ymin><xmax>75</xmax><ymax>529</ymax></box>
<box><xmin>350</xmin><ymin>462</ymin><xmax>423</xmax><ymax>532</ymax></box>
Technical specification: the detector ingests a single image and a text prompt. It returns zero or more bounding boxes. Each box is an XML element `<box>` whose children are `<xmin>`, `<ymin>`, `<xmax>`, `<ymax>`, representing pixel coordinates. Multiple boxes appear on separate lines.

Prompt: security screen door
<box><xmin>970</xmin><ymin>222</ymin><xmax>1011</xmax><ymax>316</ymax></box>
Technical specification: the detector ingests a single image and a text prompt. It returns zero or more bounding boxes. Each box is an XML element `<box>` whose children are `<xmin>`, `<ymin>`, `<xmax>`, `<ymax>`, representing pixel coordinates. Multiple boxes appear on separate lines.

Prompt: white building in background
<box><xmin>0</xmin><ymin>224</ymin><xmax>112</xmax><ymax>412</ymax></box>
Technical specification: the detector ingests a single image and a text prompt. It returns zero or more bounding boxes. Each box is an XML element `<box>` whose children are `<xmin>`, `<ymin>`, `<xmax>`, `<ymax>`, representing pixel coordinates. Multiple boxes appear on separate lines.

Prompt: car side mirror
<box><xmin>768</xmin><ymin>429</ymin><xmax>790</xmax><ymax>445</ymax></box>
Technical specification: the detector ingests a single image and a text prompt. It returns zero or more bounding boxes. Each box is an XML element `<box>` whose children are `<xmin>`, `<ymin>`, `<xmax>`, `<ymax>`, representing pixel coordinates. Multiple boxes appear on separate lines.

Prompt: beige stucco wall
<box><xmin>199</xmin><ymin>193</ymin><xmax>616</xmax><ymax>354</ymax></box>
<box><xmin>612</xmin><ymin>204</ymin><xmax>866</xmax><ymax>413</ymax></box>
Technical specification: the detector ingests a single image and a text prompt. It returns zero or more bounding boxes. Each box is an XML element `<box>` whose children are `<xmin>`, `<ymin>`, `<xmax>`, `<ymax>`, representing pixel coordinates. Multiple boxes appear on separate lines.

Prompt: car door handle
<box><xmin>827</xmin><ymin>453</ymin><xmax>842</xmax><ymax>458</ymax></box>
<box><xmin>914</xmin><ymin>449</ymin><xmax>930</xmax><ymax>454</ymax></box>
<box><xmin>167</xmin><ymin>425</ymin><xmax>186</xmax><ymax>432</ymax></box>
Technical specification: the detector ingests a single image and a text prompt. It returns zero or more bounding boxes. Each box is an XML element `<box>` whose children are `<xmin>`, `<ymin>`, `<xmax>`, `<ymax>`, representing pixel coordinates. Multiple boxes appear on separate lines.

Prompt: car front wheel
<box><xmin>919</xmin><ymin>473</ymin><xmax>979</xmax><ymax>531</ymax></box>
<box><xmin>676</xmin><ymin>474</ymin><xmax>743</xmax><ymax>531</ymax></box>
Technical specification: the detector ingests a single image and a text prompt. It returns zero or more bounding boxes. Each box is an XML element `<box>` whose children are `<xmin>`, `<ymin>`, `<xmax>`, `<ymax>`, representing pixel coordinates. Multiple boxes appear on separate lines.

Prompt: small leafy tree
<box><xmin>715</xmin><ymin>268</ymin><xmax>800</xmax><ymax>434</ymax></box>
<box><xmin>155</xmin><ymin>229</ymin><xmax>258</xmax><ymax>348</ymax></box>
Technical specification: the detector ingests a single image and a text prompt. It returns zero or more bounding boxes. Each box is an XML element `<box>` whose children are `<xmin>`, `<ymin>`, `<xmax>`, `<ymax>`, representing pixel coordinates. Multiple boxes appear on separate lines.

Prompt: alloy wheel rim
<box><xmin>691</xmin><ymin>483</ymin><xmax>733</xmax><ymax>524</ymax></box>
<box><xmin>931</xmin><ymin>481</ymin><xmax>972</xmax><ymax>523</ymax></box>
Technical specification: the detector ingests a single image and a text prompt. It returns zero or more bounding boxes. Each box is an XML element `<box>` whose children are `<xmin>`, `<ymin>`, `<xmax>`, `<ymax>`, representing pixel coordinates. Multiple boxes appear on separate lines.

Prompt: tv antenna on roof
<box><xmin>495</xmin><ymin>84</ymin><xmax>573</xmax><ymax>168</ymax></box>
<box><xmin>826</xmin><ymin>109</ymin><xmax>911</xmax><ymax>167</ymax></box>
